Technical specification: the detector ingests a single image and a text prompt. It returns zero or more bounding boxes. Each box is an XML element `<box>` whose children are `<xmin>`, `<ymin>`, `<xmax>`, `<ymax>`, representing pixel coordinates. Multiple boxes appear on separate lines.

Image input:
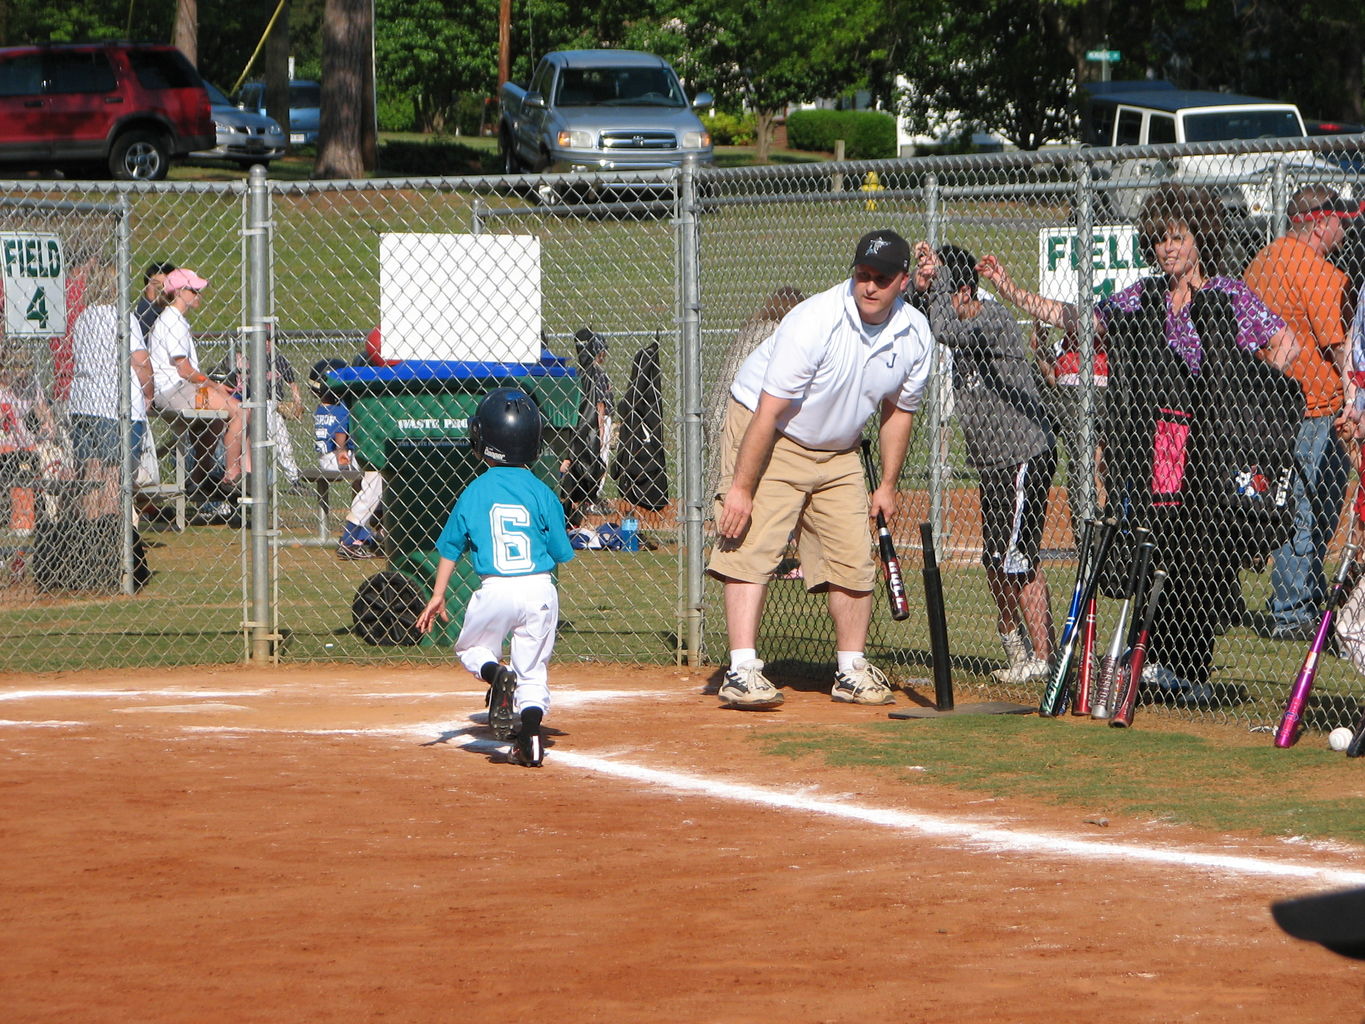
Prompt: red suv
<box><xmin>0</xmin><ymin>42</ymin><xmax>213</xmax><ymax>181</ymax></box>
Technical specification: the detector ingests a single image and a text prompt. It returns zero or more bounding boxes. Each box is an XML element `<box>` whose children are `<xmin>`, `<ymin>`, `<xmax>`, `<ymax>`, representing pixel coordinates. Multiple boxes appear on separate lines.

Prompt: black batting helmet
<box><xmin>469</xmin><ymin>388</ymin><xmax>543</xmax><ymax>467</ymax></box>
<box><xmin>308</xmin><ymin>358</ymin><xmax>349</xmax><ymax>397</ymax></box>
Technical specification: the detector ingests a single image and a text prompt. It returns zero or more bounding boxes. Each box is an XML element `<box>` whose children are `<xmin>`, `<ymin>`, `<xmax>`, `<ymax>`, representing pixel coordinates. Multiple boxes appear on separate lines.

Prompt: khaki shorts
<box><xmin>153</xmin><ymin>378</ymin><xmax>201</xmax><ymax>413</ymax></box>
<box><xmin>707</xmin><ymin>399</ymin><xmax>874</xmax><ymax>591</ymax></box>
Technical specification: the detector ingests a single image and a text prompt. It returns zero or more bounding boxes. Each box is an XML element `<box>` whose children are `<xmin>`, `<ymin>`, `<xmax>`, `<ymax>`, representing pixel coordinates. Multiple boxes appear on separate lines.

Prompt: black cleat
<box><xmin>483</xmin><ymin>664</ymin><xmax>518</xmax><ymax>740</ymax></box>
<box><xmin>507</xmin><ymin>706</ymin><xmax>544</xmax><ymax>767</ymax></box>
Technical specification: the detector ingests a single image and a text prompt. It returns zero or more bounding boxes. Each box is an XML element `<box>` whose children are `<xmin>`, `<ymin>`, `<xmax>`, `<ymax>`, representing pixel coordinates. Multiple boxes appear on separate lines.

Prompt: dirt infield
<box><xmin>2</xmin><ymin>663</ymin><xmax>1363</xmax><ymax>1023</ymax></box>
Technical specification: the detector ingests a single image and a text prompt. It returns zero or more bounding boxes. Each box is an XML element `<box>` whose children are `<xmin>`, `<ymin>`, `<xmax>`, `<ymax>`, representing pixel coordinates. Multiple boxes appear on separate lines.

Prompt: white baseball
<box><xmin>1329</xmin><ymin>727</ymin><xmax>1352</xmax><ymax>752</ymax></box>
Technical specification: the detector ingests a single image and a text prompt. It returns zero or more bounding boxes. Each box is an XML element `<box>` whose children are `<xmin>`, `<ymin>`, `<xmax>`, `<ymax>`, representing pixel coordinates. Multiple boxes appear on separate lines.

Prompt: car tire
<box><xmin>109</xmin><ymin>130</ymin><xmax>170</xmax><ymax>181</ymax></box>
<box><xmin>500</xmin><ymin>132</ymin><xmax>521</xmax><ymax>174</ymax></box>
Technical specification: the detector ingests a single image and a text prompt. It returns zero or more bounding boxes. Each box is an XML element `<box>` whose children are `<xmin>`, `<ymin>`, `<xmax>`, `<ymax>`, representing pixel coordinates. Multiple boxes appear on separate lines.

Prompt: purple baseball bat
<box><xmin>1274</xmin><ymin>545</ymin><xmax>1359</xmax><ymax>748</ymax></box>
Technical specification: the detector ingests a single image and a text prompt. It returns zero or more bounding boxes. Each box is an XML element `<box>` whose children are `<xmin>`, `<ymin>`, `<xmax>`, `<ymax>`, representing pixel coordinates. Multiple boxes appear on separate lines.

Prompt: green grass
<box><xmin>757</xmin><ymin>714</ymin><xmax>1365</xmax><ymax>844</ymax></box>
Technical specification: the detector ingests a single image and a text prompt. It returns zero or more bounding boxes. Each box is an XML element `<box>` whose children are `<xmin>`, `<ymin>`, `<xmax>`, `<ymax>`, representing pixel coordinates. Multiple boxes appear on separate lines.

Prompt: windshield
<box><xmin>290</xmin><ymin>82</ymin><xmax>321</xmax><ymax>107</ymax></box>
<box><xmin>555</xmin><ymin>67</ymin><xmax>685</xmax><ymax>108</ymax></box>
<box><xmin>204</xmin><ymin>81</ymin><xmax>230</xmax><ymax>106</ymax></box>
<box><xmin>1182</xmin><ymin>109</ymin><xmax>1303</xmax><ymax>142</ymax></box>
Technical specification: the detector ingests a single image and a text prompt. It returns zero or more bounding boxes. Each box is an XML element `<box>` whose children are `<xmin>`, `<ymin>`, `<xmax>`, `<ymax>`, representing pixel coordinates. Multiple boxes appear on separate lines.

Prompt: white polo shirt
<box><xmin>147</xmin><ymin>304</ymin><xmax>198</xmax><ymax>398</ymax></box>
<box><xmin>729</xmin><ymin>278</ymin><xmax>934</xmax><ymax>451</ymax></box>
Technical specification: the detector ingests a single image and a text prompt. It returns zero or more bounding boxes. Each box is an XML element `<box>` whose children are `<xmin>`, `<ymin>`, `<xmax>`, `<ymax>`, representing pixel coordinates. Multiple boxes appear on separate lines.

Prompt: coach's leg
<box><xmin>826</xmin><ymin>584</ymin><xmax>872</xmax><ymax>652</ymax></box>
<box><xmin>723</xmin><ymin>578</ymin><xmax>768</xmax><ymax>650</ymax></box>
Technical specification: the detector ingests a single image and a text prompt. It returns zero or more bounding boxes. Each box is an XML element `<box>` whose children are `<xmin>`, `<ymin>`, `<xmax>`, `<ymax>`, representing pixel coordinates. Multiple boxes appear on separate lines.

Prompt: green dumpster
<box><xmin>330</xmin><ymin>357</ymin><xmax>578</xmax><ymax>647</ymax></box>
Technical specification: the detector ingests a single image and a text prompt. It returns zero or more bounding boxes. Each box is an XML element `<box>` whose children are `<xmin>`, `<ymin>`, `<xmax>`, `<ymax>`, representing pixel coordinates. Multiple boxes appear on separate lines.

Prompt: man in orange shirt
<box><xmin>1243</xmin><ymin>186</ymin><xmax>1361</xmax><ymax>639</ymax></box>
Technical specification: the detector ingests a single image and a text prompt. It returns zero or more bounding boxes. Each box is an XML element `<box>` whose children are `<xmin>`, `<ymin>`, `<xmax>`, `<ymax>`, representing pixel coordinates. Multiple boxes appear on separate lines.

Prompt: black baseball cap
<box><xmin>852</xmin><ymin>230</ymin><xmax>911</xmax><ymax>277</ymax></box>
<box><xmin>1271</xmin><ymin>886</ymin><xmax>1365</xmax><ymax>959</ymax></box>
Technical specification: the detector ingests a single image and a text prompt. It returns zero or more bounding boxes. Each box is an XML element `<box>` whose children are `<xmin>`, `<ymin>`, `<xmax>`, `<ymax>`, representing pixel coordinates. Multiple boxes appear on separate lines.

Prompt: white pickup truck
<box><xmin>1079</xmin><ymin>80</ymin><xmax>1347</xmax><ymax>225</ymax></box>
<box><xmin>498</xmin><ymin>49</ymin><xmax>713</xmax><ymax>181</ymax></box>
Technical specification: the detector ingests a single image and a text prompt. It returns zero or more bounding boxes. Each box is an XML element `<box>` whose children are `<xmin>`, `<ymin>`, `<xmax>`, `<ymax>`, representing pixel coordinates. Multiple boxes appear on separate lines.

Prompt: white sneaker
<box><xmin>717</xmin><ymin>659</ymin><xmax>784</xmax><ymax>709</ymax></box>
<box><xmin>831</xmin><ymin>657</ymin><xmax>896</xmax><ymax>705</ymax></box>
<box><xmin>997</xmin><ymin>656</ymin><xmax>1051</xmax><ymax>685</ymax></box>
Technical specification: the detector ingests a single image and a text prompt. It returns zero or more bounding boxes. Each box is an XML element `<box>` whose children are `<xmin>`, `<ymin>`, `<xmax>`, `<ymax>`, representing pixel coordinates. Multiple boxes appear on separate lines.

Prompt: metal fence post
<box><xmin>115</xmin><ymin>196</ymin><xmax>136</xmax><ymax>595</ymax></box>
<box><xmin>678</xmin><ymin>162</ymin><xmax>705</xmax><ymax>666</ymax></box>
<box><xmin>1073</xmin><ymin>158</ymin><xmax>1098</xmax><ymax>525</ymax></box>
<box><xmin>1271</xmin><ymin>159</ymin><xmax>1290</xmax><ymax>239</ymax></box>
<box><xmin>245</xmin><ymin>166</ymin><xmax>275</xmax><ymax>663</ymax></box>
<box><xmin>922</xmin><ymin>172</ymin><xmax>947</xmax><ymax>548</ymax></box>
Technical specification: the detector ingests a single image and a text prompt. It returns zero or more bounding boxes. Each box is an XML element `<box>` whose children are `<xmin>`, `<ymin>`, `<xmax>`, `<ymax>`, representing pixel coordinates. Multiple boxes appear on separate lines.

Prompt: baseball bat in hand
<box><xmin>1110</xmin><ymin>569</ymin><xmax>1167</xmax><ymax>728</ymax></box>
<box><xmin>860</xmin><ymin>439</ymin><xmax>910</xmax><ymax>621</ymax></box>
<box><xmin>1274</xmin><ymin>544</ymin><xmax>1359</xmax><ymax>748</ymax></box>
<box><xmin>1040</xmin><ymin>518</ymin><xmax>1118</xmax><ymax>717</ymax></box>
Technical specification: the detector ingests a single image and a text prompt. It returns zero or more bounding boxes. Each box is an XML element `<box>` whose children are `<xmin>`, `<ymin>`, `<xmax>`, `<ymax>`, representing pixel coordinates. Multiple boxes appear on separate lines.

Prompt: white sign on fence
<box><xmin>1037</xmin><ymin>226</ymin><xmax>1146</xmax><ymax>303</ymax></box>
<box><xmin>379</xmin><ymin>233</ymin><xmax>541</xmax><ymax>363</ymax></box>
<box><xmin>1</xmin><ymin>232</ymin><xmax>66</xmax><ymax>337</ymax></box>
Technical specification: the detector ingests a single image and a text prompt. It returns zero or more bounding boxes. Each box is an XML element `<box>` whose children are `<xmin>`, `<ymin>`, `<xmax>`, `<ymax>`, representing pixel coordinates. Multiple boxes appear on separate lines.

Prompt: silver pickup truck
<box><xmin>498</xmin><ymin>49</ymin><xmax>713</xmax><ymax>180</ymax></box>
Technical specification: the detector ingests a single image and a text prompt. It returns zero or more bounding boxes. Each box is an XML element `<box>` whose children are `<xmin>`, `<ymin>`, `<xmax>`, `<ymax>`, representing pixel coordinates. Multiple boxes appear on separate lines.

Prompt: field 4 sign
<box><xmin>1037</xmin><ymin>226</ymin><xmax>1145</xmax><ymax>303</ymax></box>
<box><xmin>1</xmin><ymin>233</ymin><xmax>66</xmax><ymax>337</ymax></box>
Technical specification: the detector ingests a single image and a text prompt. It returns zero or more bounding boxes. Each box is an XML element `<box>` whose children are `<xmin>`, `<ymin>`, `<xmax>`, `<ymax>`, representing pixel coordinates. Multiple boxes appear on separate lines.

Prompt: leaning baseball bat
<box><xmin>1345</xmin><ymin>704</ymin><xmax>1365</xmax><ymax>757</ymax></box>
<box><xmin>1057</xmin><ymin>519</ymin><xmax>1096</xmax><ymax>661</ymax></box>
<box><xmin>1091</xmin><ymin>531</ymin><xmax>1154</xmax><ymax>720</ymax></box>
<box><xmin>1073</xmin><ymin>593</ymin><xmax>1100</xmax><ymax>716</ymax></box>
<box><xmin>859</xmin><ymin>439</ymin><xmax>910</xmax><ymax>621</ymax></box>
<box><xmin>1069</xmin><ymin>521</ymin><xmax>1099</xmax><ymax>716</ymax></box>
<box><xmin>1110</xmin><ymin>569</ymin><xmax>1167</xmax><ymax>728</ymax></box>
<box><xmin>1274</xmin><ymin>545</ymin><xmax>1360</xmax><ymax>748</ymax></box>
<box><xmin>1040</xmin><ymin>518</ymin><xmax>1118</xmax><ymax>717</ymax></box>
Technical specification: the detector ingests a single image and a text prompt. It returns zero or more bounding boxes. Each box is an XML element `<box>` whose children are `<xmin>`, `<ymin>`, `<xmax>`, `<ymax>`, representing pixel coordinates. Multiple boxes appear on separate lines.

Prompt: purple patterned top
<box><xmin>1101</xmin><ymin>275</ymin><xmax>1284</xmax><ymax>373</ymax></box>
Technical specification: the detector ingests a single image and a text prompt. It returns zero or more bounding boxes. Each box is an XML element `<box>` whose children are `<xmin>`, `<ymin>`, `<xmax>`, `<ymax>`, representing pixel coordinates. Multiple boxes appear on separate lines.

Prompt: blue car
<box><xmin>236</xmin><ymin>79</ymin><xmax>321</xmax><ymax>146</ymax></box>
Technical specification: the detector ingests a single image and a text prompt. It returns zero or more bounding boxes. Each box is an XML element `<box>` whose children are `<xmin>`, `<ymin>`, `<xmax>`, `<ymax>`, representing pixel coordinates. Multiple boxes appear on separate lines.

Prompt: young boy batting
<box><xmin>415</xmin><ymin>388</ymin><xmax>575</xmax><ymax>767</ymax></box>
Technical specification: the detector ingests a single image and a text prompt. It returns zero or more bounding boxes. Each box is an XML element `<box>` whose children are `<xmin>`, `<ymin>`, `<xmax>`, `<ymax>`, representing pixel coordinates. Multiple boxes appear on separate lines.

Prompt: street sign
<box><xmin>1085</xmin><ymin>50</ymin><xmax>1121</xmax><ymax>62</ymax></box>
<box><xmin>1</xmin><ymin>232</ymin><xmax>66</xmax><ymax>337</ymax></box>
<box><xmin>1038</xmin><ymin>226</ymin><xmax>1146</xmax><ymax>303</ymax></box>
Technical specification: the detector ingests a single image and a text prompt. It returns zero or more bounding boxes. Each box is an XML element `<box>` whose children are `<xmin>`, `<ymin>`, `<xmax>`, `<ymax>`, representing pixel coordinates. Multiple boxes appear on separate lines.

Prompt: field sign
<box><xmin>1</xmin><ymin>233</ymin><xmax>65</xmax><ymax>337</ymax></box>
<box><xmin>1037</xmin><ymin>226</ymin><xmax>1146</xmax><ymax>303</ymax></box>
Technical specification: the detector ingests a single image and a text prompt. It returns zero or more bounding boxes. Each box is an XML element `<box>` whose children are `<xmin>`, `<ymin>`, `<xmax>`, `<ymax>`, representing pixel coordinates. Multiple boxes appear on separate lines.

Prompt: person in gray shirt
<box><xmin>914</xmin><ymin>242</ymin><xmax>1058</xmax><ymax>684</ymax></box>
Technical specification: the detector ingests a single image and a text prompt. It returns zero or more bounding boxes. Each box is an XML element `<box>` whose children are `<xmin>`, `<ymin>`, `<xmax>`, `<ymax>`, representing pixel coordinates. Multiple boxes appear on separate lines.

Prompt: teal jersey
<box><xmin>436</xmin><ymin>466</ymin><xmax>575</xmax><ymax>576</ymax></box>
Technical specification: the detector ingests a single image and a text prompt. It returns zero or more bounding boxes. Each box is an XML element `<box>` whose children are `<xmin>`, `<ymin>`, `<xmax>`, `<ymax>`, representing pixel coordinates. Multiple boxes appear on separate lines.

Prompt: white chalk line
<box><xmin>4</xmin><ymin>683</ymin><xmax>1364</xmax><ymax>886</ymax></box>
<box><xmin>418</xmin><ymin>726</ymin><xmax>1365</xmax><ymax>889</ymax></box>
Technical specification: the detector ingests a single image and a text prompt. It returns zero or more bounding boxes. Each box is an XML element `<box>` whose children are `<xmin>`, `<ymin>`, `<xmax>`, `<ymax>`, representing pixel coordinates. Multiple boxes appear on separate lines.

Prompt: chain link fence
<box><xmin>1</xmin><ymin>132</ymin><xmax>1362</xmax><ymax>731</ymax></box>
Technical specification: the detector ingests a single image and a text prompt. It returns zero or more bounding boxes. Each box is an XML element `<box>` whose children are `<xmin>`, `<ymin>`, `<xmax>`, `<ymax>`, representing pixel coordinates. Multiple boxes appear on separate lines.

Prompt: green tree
<box><xmin>683</xmin><ymin>0</ymin><xmax>887</xmax><ymax>162</ymax></box>
<box><xmin>895</xmin><ymin>0</ymin><xmax>1081</xmax><ymax>150</ymax></box>
<box><xmin>375</xmin><ymin>0</ymin><xmax>497</xmax><ymax>133</ymax></box>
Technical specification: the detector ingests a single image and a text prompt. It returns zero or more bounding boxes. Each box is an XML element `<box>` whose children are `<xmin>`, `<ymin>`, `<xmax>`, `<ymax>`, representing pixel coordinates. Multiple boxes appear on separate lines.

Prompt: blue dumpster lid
<box><xmin>330</xmin><ymin>351</ymin><xmax>576</xmax><ymax>385</ymax></box>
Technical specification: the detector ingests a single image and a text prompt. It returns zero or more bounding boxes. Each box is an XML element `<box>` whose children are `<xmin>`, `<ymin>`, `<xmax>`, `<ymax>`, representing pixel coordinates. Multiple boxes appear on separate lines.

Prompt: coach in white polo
<box><xmin>709</xmin><ymin>229</ymin><xmax>934</xmax><ymax>710</ymax></box>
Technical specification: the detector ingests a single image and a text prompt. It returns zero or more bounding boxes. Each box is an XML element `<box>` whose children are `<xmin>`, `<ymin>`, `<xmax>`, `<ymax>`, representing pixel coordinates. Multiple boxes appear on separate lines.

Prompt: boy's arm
<box><xmin>416</xmin><ymin>557</ymin><xmax>458</xmax><ymax>632</ymax></box>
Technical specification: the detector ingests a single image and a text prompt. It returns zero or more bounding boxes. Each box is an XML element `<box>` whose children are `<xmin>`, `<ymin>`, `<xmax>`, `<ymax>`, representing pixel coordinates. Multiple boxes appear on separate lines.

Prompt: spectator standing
<box><xmin>917</xmin><ymin>242</ymin><xmax>1057</xmax><ymax>683</ymax></box>
<box><xmin>708</xmin><ymin>230</ymin><xmax>934</xmax><ymax>709</ymax></box>
<box><xmin>1243</xmin><ymin>186</ymin><xmax>1360</xmax><ymax>640</ymax></box>
<box><xmin>979</xmin><ymin>184</ymin><xmax>1297</xmax><ymax>702</ymax></box>
<box><xmin>67</xmin><ymin>263</ymin><xmax>154</xmax><ymax>518</ymax></box>
<box><xmin>309</xmin><ymin>359</ymin><xmax>383</xmax><ymax>559</ymax></box>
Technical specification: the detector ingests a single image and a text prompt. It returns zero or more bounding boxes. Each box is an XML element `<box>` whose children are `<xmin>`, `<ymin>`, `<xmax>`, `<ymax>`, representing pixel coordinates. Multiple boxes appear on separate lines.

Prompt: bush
<box><xmin>377</xmin><ymin>95</ymin><xmax>415</xmax><ymax>133</ymax></box>
<box><xmin>377</xmin><ymin>139</ymin><xmax>498</xmax><ymax>177</ymax></box>
<box><xmin>702</xmin><ymin>109</ymin><xmax>757</xmax><ymax>146</ymax></box>
<box><xmin>785</xmin><ymin>109</ymin><xmax>897</xmax><ymax>160</ymax></box>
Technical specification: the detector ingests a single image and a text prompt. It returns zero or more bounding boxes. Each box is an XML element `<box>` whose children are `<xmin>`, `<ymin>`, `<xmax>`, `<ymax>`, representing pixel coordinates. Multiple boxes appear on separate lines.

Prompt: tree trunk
<box><xmin>172</xmin><ymin>0</ymin><xmax>198</xmax><ymax>66</ymax></box>
<box><xmin>265</xmin><ymin>1</ymin><xmax>291</xmax><ymax>143</ymax></box>
<box><xmin>755</xmin><ymin>109</ymin><xmax>776</xmax><ymax>164</ymax></box>
<box><xmin>313</xmin><ymin>0</ymin><xmax>369</xmax><ymax>179</ymax></box>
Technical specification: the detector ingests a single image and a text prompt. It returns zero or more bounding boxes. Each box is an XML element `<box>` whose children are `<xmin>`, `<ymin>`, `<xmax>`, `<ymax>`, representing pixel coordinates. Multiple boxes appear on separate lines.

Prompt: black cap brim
<box><xmin>1271</xmin><ymin>886</ymin><xmax>1365</xmax><ymax>959</ymax></box>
